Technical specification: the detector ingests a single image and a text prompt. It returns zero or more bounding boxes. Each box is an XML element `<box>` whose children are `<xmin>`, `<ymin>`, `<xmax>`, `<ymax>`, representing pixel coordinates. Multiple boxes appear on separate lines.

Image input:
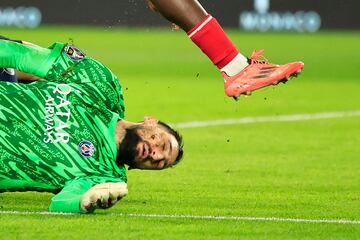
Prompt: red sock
<box><xmin>187</xmin><ymin>15</ymin><xmax>239</xmax><ymax>69</ymax></box>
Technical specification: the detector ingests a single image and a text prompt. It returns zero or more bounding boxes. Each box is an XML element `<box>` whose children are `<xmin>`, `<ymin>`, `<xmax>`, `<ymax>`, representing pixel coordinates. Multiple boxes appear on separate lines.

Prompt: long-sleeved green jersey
<box><xmin>0</xmin><ymin>40</ymin><xmax>127</xmax><ymax>212</ymax></box>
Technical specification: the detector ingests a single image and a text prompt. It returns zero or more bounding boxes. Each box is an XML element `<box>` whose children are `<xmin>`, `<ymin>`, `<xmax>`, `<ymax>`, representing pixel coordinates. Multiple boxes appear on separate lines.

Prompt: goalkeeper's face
<box><xmin>117</xmin><ymin>118</ymin><xmax>183</xmax><ymax>170</ymax></box>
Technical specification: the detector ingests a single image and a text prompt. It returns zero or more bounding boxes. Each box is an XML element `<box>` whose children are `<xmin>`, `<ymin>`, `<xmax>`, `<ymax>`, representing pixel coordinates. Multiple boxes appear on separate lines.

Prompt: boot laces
<box><xmin>250</xmin><ymin>50</ymin><xmax>269</xmax><ymax>64</ymax></box>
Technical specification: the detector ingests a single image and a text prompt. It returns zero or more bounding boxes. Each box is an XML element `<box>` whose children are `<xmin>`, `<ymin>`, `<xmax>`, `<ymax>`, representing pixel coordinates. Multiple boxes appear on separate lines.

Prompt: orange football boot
<box><xmin>223</xmin><ymin>50</ymin><xmax>304</xmax><ymax>100</ymax></box>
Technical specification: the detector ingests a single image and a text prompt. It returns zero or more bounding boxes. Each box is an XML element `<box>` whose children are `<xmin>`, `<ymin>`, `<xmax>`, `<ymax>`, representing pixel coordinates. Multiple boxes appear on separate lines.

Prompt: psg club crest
<box><xmin>78</xmin><ymin>140</ymin><xmax>95</xmax><ymax>158</ymax></box>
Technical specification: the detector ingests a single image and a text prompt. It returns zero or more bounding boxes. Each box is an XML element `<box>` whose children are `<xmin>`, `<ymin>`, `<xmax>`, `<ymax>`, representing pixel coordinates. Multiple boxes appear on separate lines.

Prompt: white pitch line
<box><xmin>114</xmin><ymin>213</ymin><xmax>360</xmax><ymax>225</ymax></box>
<box><xmin>0</xmin><ymin>210</ymin><xmax>77</xmax><ymax>216</ymax></box>
<box><xmin>172</xmin><ymin>110</ymin><xmax>360</xmax><ymax>129</ymax></box>
<box><xmin>0</xmin><ymin>211</ymin><xmax>359</xmax><ymax>225</ymax></box>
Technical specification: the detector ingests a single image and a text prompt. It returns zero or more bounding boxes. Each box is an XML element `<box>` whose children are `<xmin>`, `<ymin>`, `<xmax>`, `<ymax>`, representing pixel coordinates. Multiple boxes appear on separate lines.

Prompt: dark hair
<box><xmin>158</xmin><ymin>121</ymin><xmax>184</xmax><ymax>166</ymax></box>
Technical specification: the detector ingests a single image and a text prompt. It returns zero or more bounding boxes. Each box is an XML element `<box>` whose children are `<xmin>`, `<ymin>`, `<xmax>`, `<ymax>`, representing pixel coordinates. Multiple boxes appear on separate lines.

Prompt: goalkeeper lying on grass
<box><xmin>0</xmin><ymin>37</ymin><xmax>183</xmax><ymax>213</ymax></box>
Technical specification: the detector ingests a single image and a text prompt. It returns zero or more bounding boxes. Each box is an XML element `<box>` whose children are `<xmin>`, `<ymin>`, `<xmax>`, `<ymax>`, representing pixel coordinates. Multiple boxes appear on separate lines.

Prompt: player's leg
<box><xmin>147</xmin><ymin>0</ymin><xmax>206</xmax><ymax>31</ymax></box>
<box><xmin>147</xmin><ymin>0</ymin><xmax>304</xmax><ymax>100</ymax></box>
<box><xmin>148</xmin><ymin>0</ymin><xmax>248</xmax><ymax>76</ymax></box>
<box><xmin>0</xmin><ymin>68</ymin><xmax>18</xmax><ymax>83</ymax></box>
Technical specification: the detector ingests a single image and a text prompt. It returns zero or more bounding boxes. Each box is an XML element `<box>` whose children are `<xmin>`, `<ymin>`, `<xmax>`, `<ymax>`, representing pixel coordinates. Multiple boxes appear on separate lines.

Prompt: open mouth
<box><xmin>138</xmin><ymin>142</ymin><xmax>151</xmax><ymax>160</ymax></box>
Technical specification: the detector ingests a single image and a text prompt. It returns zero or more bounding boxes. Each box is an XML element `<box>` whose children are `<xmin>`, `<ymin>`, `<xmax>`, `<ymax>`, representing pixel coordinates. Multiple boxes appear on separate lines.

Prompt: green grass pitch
<box><xmin>0</xmin><ymin>27</ymin><xmax>359</xmax><ymax>239</ymax></box>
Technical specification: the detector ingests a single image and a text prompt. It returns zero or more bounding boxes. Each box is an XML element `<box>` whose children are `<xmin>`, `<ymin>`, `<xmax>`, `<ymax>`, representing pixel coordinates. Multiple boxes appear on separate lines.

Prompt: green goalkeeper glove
<box><xmin>80</xmin><ymin>182</ymin><xmax>128</xmax><ymax>213</ymax></box>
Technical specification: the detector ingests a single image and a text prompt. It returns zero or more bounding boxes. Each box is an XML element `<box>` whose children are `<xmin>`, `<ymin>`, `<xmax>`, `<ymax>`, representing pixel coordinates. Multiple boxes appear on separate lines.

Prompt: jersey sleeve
<box><xmin>49</xmin><ymin>176</ymin><xmax>126</xmax><ymax>213</ymax></box>
<box><xmin>45</xmin><ymin>47</ymin><xmax>126</xmax><ymax>119</ymax></box>
<box><xmin>0</xmin><ymin>35</ymin><xmax>22</xmax><ymax>43</ymax></box>
<box><xmin>0</xmin><ymin>40</ymin><xmax>63</xmax><ymax>78</ymax></box>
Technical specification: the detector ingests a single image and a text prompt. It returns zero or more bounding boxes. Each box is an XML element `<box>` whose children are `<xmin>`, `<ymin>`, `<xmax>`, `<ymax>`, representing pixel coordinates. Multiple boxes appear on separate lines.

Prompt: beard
<box><xmin>116</xmin><ymin>127</ymin><xmax>141</xmax><ymax>169</ymax></box>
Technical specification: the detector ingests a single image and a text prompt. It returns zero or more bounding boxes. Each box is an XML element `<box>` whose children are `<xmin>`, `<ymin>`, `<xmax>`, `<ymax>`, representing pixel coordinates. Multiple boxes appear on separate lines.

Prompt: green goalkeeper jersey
<box><xmin>0</xmin><ymin>40</ymin><xmax>127</xmax><ymax>212</ymax></box>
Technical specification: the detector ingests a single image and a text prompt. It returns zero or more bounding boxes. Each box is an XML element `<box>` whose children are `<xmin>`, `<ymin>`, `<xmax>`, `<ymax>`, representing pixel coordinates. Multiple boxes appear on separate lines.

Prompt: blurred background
<box><xmin>1</xmin><ymin>0</ymin><xmax>360</xmax><ymax>31</ymax></box>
